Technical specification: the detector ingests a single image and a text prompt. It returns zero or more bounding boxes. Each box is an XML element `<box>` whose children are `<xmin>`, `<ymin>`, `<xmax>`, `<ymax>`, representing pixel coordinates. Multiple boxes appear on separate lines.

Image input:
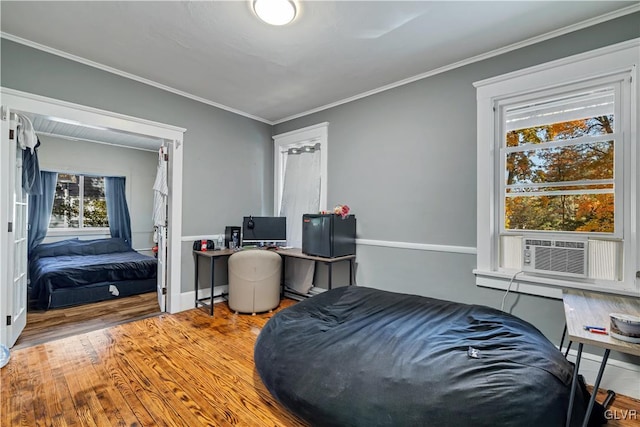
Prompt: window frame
<box><xmin>273</xmin><ymin>122</ymin><xmax>328</xmax><ymax>216</ymax></box>
<box><xmin>48</xmin><ymin>172</ymin><xmax>110</xmax><ymax>233</ymax></box>
<box><xmin>473</xmin><ymin>39</ymin><xmax>639</xmax><ymax>298</ymax></box>
<box><xmin>497</xmin><ymin>77</ymin><xmax>623</xmax><ymax>239</ymax></box>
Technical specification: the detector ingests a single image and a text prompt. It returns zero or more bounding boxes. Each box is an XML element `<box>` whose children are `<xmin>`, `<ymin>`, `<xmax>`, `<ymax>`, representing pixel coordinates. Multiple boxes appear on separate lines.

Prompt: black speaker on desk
<box><xmin>225</xmin><ymin>226</ymin><xmax>241</xmax><ymax>249</ymax></box>
<box><xmin>302</xmin><ymin>214</ymin><xmax>356</xmax><ymax>258</ymax></box>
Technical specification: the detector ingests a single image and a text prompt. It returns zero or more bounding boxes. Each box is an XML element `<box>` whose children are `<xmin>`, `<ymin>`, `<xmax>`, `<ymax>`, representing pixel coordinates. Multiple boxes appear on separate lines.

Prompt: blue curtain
<box><xmin>28</xmin><ymin>171</ymin><xmax>57</xmax><ymax>255</ymax></box>
<box><xmin>105</xmin><ymin>176</ymin><xmax>132</xmax><ymax>247</ymax></box>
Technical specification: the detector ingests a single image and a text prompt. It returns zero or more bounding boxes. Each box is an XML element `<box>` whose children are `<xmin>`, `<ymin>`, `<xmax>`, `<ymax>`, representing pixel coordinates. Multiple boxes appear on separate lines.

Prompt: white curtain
<box><xmin>279</xmin><ymin>143</ymin><xmax>321</xmax><ymax>294</ymax></box>
<box><xmin>279</xmin><ymin>143</ymin><xmax>321</xmax><ymax>247</ymax></box>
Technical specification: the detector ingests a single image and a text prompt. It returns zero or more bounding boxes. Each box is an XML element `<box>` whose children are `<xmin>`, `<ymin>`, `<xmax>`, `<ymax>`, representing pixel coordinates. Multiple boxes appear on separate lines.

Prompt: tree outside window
<box><xmin>503</xmin><ymin>87</ymin><xmax>616</xmax><ymax>234</ymax></box>
<box><xmin>49</xmin><ymin>174</ymin><xmax>108</xmax><ymax>229</ymax></box>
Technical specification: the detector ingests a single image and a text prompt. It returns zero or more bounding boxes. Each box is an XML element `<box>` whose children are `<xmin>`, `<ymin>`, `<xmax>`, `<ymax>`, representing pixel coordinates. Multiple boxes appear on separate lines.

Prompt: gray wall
<box><xmin>1</xmin><ymin>38</ymin><xmax>274</xmax><ymax>292</ymax></box>
<box><xmin>37</xmin><ymin>135</ymin><xmax>157</xmax><ymax>253</ymax></box>
<box><xmin>273</xmin><ymin>12</ymin><xmax>640</xmax><ymax>365</ymax></box>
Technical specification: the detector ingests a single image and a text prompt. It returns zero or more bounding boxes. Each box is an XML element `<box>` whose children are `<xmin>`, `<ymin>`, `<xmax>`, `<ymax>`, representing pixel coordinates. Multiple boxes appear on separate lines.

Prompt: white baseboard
<box><xmin>563</xmin><ymin>347</ymin><xmax>640</xmax><ymax>399</ymax></box>
<box><xmin>180</xmin><ymin>286</ymin><xmax>228</xmax><ymax>312</ymax></box>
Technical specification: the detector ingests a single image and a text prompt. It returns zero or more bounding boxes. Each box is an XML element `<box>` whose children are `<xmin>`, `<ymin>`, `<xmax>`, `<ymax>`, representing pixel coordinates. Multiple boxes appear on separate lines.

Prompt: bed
<box><xmin>254</xmin><ymin>286</ymin><xmax>604</xmax><ymax>427</ymax></box>
<box><xmin>29</xmin><ymin>238</ymin><xmax>157</xmax><ymax>309</ymax></box>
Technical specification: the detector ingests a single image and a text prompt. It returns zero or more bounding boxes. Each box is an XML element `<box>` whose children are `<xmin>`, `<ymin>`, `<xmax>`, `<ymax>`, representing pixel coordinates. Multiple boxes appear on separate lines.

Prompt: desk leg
<box><xmin>209</xmin><ymin>257</ymin><xmax>215</xmax><ymax>316</ymax></box>
<box><xmin>194</xmin><ymin>253</ymin><xmax>199</xmax><ymax>309</ymax></box>
<box><xmin>327</xmin><ymin>263</ymin><xmax>332</xmax><ymax>290</ymax></box>
<box><xmin>564</xmin><ymin>341</ymin><xmax>573</xmax><ymax>358</ymax></box>
<box><xmin>349</xmin><ymin>259</ymin><xmax>354</xmax><ymax>286</ymax></box>
<box><xmin>560</xmin><ymin>324</ymin><xmax>567</xmax><ymax>354</ymax></box>
<box><xmin>559</xmin><ymin>324</ymin><xmax>574</xmax><ymax>359</ymax></box>
<box><xmin>280</xmin><ymin>256</ymin><xmax>286</xmax><ymax>297</ymax></box>
<box><xmin>580</xmin><ymin>349</ymin><xmax>610</xmax><ymax>427</ymax></box>
<box><xmin>566</xmin><ymin>342</ymin><xmax>583</xmax><ymax>427</ymax></box>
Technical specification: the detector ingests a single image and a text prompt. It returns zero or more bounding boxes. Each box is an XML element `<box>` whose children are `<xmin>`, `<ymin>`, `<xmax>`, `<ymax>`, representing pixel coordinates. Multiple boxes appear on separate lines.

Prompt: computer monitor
<box><xmin>242</xmin><ymin>216</ymin><xmax>287</xmax><ymax>245</ymax></box>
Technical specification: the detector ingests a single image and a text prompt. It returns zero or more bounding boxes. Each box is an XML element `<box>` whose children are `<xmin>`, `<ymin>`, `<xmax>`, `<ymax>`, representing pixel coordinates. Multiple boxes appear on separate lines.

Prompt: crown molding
<box><xmin>473</xmin><ymin>37</ymin><xmax>639</xmax><ymax>89</ymax></box>
<box><xmin>0</xmin><ymin>32</ymin><xmax>274</xmax><ymax>125</ymax></box>
<box><xmin>272</xmin><ymin>3</ymin><xmax>640</xmax><ymax>124</ymax></box>
<box><xmin>2</xmin><ymin>3</ymin><xmax>638</xmax><ymax>127</ymax></box>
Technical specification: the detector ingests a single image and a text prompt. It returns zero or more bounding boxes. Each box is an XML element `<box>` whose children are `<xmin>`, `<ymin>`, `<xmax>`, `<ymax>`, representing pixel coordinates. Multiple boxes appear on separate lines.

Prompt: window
<box><xmin>273</xmin><ymin>123</ymin><xmax>328</xmax><ymax>245</ymax></box>
<box><xmin>502</xmin><ymin>87</ymin><xmax>617</xmax><ymax>235</ymax></box>
<box><xmin>49</xmin><ymin>173</ymin><xmax>109</xmax><ymax>229</ymax></box>
<box><xmin>474</xmin><ymin>40</ymin><xmax>639</xmax><ymax>296</ymax></box>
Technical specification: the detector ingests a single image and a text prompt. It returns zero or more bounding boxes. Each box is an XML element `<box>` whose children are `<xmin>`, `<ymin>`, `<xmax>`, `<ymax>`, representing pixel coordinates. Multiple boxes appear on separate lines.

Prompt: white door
<box><xmin>0</xmin><ymin>107</ymin><xmax>9</xmax><ymax>347</ymax></box>
<box><xmin>2</xmin><ymin>110</ymin><xmax>28</xmax><ymax>347</ymax></box>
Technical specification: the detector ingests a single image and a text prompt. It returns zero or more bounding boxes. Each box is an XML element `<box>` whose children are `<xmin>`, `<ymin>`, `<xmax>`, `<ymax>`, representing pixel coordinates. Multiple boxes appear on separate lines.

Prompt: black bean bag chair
<box><xmin>254</xmin><ymin>286</ymin><xmax>603</xmax><ymax>427</ymax></box>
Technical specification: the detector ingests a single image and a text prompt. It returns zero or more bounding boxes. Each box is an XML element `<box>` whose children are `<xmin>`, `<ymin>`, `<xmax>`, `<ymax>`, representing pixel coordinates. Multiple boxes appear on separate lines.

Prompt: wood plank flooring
<box><xmin>14</xmin><ymin>292</ymin><xmax>161</xmax><ymax>350</ymax></box>
<box><xmin>591</xmin><ymin>388</ymin><xmax>640</xmax><ymax>427</ymax></box>
<box><xmin>2</xmin><ymin>300</ymin><xmax>639</xmax><ymax>426</ymax></box>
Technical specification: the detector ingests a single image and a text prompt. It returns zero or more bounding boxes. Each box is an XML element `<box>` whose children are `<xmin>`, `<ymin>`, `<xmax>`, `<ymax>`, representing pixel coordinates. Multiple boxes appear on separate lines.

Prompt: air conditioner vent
<box><xmin>523</xmin><ymin>237</ymin><xmax>587</xmax><ymax>278</ymax></box>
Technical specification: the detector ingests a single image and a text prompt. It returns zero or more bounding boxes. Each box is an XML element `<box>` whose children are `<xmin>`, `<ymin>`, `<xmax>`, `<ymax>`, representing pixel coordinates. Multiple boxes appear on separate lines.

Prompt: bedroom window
<box><xmin>49</xmin><ymin>173</ymin><xmax>109</xmax><ymax>229</ymax></box>
<box><xmin>502</xmin><ymin>87</ymin><xmax>617</xmax><ymax>235</ymax></box>
<box><xmin>273</xmin><ymin>122</ymin><xmax>328</xmax><ymax>246</ymax></box>
<box><xmin>474</xmin><ymin>40</ymin><xmax>638</xmax><ymax>297</ymax></box>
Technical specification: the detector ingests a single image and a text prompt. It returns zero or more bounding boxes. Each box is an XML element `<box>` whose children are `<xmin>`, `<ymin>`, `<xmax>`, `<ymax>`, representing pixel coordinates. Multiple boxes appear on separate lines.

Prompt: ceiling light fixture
<box><xmin>253</xmin><ymin>0</ymin><xmax>297</xmax><ymax>26</ymax></box>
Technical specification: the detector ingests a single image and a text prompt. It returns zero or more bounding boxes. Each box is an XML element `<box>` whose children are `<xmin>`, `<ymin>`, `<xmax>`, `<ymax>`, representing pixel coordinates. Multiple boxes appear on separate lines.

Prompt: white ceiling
<box><xmin>1</xmin><ymin>1</ymin><xmax>638</xmax><ymax>125</ymax></box>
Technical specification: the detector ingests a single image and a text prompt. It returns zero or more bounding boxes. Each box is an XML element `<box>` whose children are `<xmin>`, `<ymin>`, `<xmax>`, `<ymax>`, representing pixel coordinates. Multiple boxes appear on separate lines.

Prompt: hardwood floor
<box><xmin>3</xmin><ymin>299</ymin><xmax>306</xmax><ymax>427</ymax></box>
<box><xmin>2</xmin><ymin>299</ymin><xmax>638</xmax><ymax>426</ymax></box>
<box><xmin>14</xmin><ymin>292</ymin><xmax>161</xmax><ymax>350</ymax></box>
<box><xmin>591</xmin><ymin>388</ymin><xmax>640</xmax><ymax>427</ymax></box>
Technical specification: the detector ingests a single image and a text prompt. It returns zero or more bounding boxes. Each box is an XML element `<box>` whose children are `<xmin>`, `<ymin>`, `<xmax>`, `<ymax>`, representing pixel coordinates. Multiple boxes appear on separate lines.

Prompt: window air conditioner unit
<box><xmin>522</xmin><ymin>237</ymin><xmax>588</xmax><ymax>278</ymax></box>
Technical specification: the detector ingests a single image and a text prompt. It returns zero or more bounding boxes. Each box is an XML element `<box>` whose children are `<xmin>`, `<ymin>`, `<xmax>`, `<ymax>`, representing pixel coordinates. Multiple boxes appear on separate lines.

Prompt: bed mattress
<box><xmin>29</xmin><ymin>238</ymin><xmax>157</xmax><ymax>309</ymax></box>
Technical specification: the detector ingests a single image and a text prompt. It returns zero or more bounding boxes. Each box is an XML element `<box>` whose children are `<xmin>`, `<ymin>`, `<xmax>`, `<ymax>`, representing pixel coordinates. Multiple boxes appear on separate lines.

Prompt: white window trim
<box><xmin>273</xmin><ymin>122</ymin><xmax>328</xmax><ymax>215</ymax></box>
<box><xmin>473</xmin><ymin>38</ymin><xmax>639</xmax><ymax>298</ymax></box>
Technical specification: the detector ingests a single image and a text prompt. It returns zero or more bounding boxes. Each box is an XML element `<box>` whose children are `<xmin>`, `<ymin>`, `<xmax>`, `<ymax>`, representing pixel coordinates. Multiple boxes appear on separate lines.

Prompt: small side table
<box><xmin>193</xmin><ymin>249</ymin><xmax>234</xmax><ymax>315</ymax></box>
<box><xmin>562</xmin><ymin>290</ymin><xmax>640</xmax><ymax>427</ymax></box>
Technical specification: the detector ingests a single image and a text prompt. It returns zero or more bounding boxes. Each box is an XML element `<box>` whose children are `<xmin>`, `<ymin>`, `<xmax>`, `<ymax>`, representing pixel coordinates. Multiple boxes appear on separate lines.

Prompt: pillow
<box><xmin>75</xmin><ymin>238</ymin><xmax>132</xmax><ymax>255</ymax></box>
<box><xmin>30</xmin><ymin>238</ymin><xmax>79</xmax><ymax>259</ymax></box>
<box><xmin>33</xmin><ymin>237</ymin><xmax>131</xmax><ymax>258</ymax></box>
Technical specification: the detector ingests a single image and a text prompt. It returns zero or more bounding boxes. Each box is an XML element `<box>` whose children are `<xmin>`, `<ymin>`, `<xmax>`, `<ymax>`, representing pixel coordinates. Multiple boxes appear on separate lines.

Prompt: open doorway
<box><xmin>1</xmin><ymin>88</ymin><xmax>185</xmax><ymax>349</ymax></box>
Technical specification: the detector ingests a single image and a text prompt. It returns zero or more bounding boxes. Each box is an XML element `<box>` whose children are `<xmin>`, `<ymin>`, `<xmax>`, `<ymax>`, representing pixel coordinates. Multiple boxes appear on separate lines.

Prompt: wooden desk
<box><xmin>193</xmin><ymin>249</ymin><xmax>235</xmax><ymax>315</ymax></box>
<box><xmin>193</xmin><ymin>248</ymin><xmax>356</xmax><ymax>315</ymax></box>
<box><xmin>562</xmin><ymin>290</ymin><xmax>640</xmax><ymax>427</ymax></box>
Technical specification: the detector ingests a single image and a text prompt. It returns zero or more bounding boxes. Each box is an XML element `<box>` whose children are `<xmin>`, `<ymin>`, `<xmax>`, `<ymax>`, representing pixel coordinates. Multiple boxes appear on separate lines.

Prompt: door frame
<box><xmin>0</xmin><ymin>88</ymin><xmax>186</xmax><ymax>346</ymax></box>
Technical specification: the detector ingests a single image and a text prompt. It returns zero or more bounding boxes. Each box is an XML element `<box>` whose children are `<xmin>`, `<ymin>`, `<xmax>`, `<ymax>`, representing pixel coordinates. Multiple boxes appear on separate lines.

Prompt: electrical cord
<box><xmin>501</xmin><ymin>270</ymin><xmax>524</xmax><ymax>312</ymax></box>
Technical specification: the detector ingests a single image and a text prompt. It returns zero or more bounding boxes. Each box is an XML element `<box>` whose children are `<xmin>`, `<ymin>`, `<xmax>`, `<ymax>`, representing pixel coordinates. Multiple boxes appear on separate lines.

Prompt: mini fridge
<box><xmin>302</xmin><ymin>214</ymin><xmax>356</xmax><ymax>258</ymax></box>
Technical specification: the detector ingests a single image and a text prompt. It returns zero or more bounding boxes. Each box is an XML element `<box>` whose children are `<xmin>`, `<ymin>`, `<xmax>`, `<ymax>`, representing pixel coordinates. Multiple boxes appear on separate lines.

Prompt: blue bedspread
<box><xmin>29</xmin><ymin>238</ymin><xmax>157</xmax><ymax>309</ymax></box>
